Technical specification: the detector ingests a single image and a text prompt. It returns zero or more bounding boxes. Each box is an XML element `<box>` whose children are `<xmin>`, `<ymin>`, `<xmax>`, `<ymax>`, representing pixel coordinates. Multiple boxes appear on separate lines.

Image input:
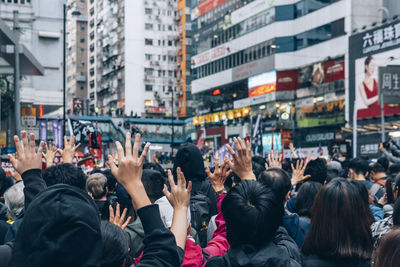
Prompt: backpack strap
<box><xmin>370</xmin><ymin>183</ymin><xmax>382</xmax><ymax>197</ymax></box>
<box><xmin>376</xmin><ymin>179</ymin><xmax>386</xmax><ymax>187</ymax></box>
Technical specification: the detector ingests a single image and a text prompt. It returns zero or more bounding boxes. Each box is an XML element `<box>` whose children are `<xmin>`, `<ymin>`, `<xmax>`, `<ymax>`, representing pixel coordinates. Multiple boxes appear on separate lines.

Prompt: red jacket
<box><xmin>135</xmin><ymin>194</ymin><xmax>229</xmax><ymax>267</ymax></box>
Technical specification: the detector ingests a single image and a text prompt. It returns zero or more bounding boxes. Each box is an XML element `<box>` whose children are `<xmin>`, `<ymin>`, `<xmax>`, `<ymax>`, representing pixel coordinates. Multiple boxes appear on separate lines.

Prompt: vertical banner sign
<box><xmin>379</xmin><ymin>66</ymin><xmax>400</xmax><ymax>104</ymax></box>
<box><xmin>52</xmin><ymin>120</ymin><xmax>59</xmax><ymax>148</ymax></box>
<box><xmin>57</xmin><ymin>120</ymin><xmax>63</xmax><ymax>148</ymax></box>
<box><xmin>39</xmin><ymin>120</ymin><xmax>48</xmax><ymax>143</ymax></box>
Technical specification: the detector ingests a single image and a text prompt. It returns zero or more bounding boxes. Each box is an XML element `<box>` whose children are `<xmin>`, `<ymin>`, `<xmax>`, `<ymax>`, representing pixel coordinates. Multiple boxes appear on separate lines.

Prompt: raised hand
<box><xmin>57</xmin><ymin>135</ymin><xmax>81</xmax><ymax>164</ymax></box>
<box><xmin>8</xmin><ymin>131</ymin><xmax>44</xmax><ymax>175</ymax></box>
<box><xmin>291</xmin><ymin>160</ymin><xmax>311</xmax><ymax>186</ymax></box>
<box><xmin>108</xmin><ymin>132</ymin><xmax>151</xmax><ymax>210</ymax></box>
<box><xmin>226</xmin><ymin>137</ymin><xmax>256</xmax><ymax>181</ymax></box>
<box><xmin>163</xmin><ymin>168</ymin><xmax>192</xmax><ymax>210</ymax></box>
<box><xmin>11</xmin><ymin>170</ymin><xmax>22</xmax><ymax>182</ymax></box>
<box><xmin>109</xmin><ymin>203</ymin><xmax>131</xmax><ymax>230</ymax></box>
<box><xmin>163</xmin><ymin>168</ymin><xmax>192</xmax><ymax>250</ymax></box>
<box><xmin>43</xmin><ymin>140</ymin><xmax>57</xmax><ymax>168</ymax></box>
<box><xmin>205</xmin><ymin>156</ymin><xmax>231</xmax><ymax>193</ymax></box>
<box><xmin>266</xmin><ymin>151</ymin><xmax>282</xmax><ymax>169</ymax></box>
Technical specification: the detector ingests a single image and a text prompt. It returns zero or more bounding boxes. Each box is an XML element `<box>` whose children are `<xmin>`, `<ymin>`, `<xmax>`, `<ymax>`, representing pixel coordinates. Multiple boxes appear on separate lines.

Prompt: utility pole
<box><xmin>171</xmin><ymin>88</ymin><xmax>174</xmax><ymax>154</ymax></box>
<box><xmin>13</xmin><ymin>11</ymin><xmax>21</xmax><ymax>136</ymax></box>
<box><xmin>63</xmin><ymin>4</ymin><xmax>67</xmax><ymax>138</ymax></box>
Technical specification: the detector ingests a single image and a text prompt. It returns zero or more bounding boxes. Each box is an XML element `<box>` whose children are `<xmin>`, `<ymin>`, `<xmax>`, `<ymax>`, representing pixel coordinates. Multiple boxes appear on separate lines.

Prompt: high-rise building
<box><xmin>0</xmin><ymin>0</ymin><xmax>64</xmax><ymax>115</ymax></box>
<box><xmin>66</xmin><ymin>0</ymin><xmax>88</xmax><ymax>116</ymax></box>
<box><xmin>189</xmin><ymin>0</ymin><xmax>385</xmax><ymax>153</ymax></box>
<box><xmin>88</xmin><ymin>0</ymin><xmax>179</xmax><ymax>118</ymax></box>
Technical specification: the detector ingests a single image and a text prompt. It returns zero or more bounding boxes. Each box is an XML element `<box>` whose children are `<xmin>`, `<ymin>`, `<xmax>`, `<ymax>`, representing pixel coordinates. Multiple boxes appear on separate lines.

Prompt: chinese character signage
<box><xmin>379</xmin><ymin>66</ymin><xmax>400</xmax><ymax>104</ymax></box>
<box><xmin>349</xmin><ymin>21</ymin><xmax>400</xmax><ymax>122</ymax></box>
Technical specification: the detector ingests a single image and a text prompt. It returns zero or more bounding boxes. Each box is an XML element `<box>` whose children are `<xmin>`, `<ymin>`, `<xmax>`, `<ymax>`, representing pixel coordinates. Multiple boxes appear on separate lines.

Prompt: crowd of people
<box><xmin>0</xmin><ymin>130</ymin><xmax>399</xmax><ymax>267</ymax></box>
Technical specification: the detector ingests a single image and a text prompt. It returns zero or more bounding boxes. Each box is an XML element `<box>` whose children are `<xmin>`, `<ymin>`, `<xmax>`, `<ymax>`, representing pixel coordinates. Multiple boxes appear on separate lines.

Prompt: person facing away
<box><xmin>258</xmin><ymin>168</ymin><xmax>311</xmax><ymax>248</ymax></box>
<box><xmin>302</xmin><ymin>178</ymin><xmax>374</xmax><ymax>267</ymax></box>
<box><xmin>205</xmin><ymin>180</ymin><xmax>302</xmax><ymax>267</ymax></box>
<box><xmin>373</xmin><ymin>227</ymin><xmax>400</xmax><ymax>267</ymax></box>
<box><xmin>86</xmin><ymin>172</ymin><xmax>112</xmax><ymax>220</ymax></box>
<box><xmin>348</xmin><ymin>158</ymin><xmax>373</xmax><ymax>190</ymax></box>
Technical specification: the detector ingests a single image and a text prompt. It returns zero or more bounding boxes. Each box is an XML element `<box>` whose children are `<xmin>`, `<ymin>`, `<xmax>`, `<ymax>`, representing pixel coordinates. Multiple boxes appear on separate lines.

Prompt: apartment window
<box><xmin>90</xmin><ymin>7</ymin><xmax>94</xmax><ymax>16</ymax></box>
<box><xmin>90</xmin><ymin>68</ymin><xmax>95</xmax><ymax>76</ymax></box>
<box><xmin>145</xmin><ymin>54</ymin><xmax>152</xmax><ymax>60</ymax></box>
<box><xmin>80</xmin><ymin>38</ymin><xmax>85</xmax><ymax>43</ymax></box>
<box><xmin>145</xmin><ymin>39</ymin><xmax>153</xmax><ymax>45</ymax></box>
<box><xmin>90</xmin><ymin>80</ymin><xmax>95</xmax><ymax>88</ymax></box>
<box><xmin>145</xmin><ymin>68</ymin><xmax>153</xmax><ymax>75</ymax></box>
<box><xmin>158</xmin><ymin>70</ymin><xmax>162</xmax><ymax>77</ymax></box>
<box><xmin>145</xmin><ymin>23</ymin><xmax>153</xmax><ymax>30</ymax></box>
<box><xmin>80</xmin><ymin>48</ymin><xmax>84</xmax><ymax>54</ymax></box>
<box><xmin>145</xmin><ymin>8</ymin><xmax>152</xmax><ymax>15</ymax></box>
<box><xmin>81</xmin><ymin>61</ymin><xmax>85</xmax><ymax>67</ymax></box>
<box><xmin>168</xmin><ymin>40</ymin><xmax>172</xmax><ymax>46</ymax></box>
<box><xmin>145</xmin><ymin>85</ymin><xmax>153</xmax><ymax>91</ymax></box>
<box><xmin>168</xmin><ymin>71</ymin><xmax>173</xmax><ymax>77</ymax></box>
<box><xmin>158</xmin><ymin>40</ymin><xmax>161</xmax><ymax>46</ymax></box>
<box><xmin>80</xmin><ymin>25</ymin><xmax>85</xmax><ymax>31</ymax></box>
<box><xmin>80</xmin><ymin>85</ymin><xmax>84</xmax><ymax>90</ymax></box>
<box><xmin>90</xmin><ymin>92</ymin><xmax>94</xmax><ymax>100</ymax></box>
<box><xmin>168</xmin><ymin>25</ymin><xmax>172</xmax><ymax>31</ymax></box>
<box><xmin>163</xmin><ymin>55</ymin><xmax>166</xmax><ymax>61</ymax></box>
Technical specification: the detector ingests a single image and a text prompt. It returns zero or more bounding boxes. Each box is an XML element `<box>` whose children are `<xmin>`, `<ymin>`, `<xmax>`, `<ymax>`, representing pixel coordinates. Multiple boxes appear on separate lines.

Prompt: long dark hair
<box><xmin>365</xmin><ymin>56</ymin><xmax>373</xmax><ymax>73</ymax></box>
<box><xmin>374</xmin><ymin>228</ymin><xmax>400</xmax><ymax>267</ymax></box>
<box><xmin>302</xmin><ymin>179</ymin><xmax>374</xmax><ymax>259</ymax></box>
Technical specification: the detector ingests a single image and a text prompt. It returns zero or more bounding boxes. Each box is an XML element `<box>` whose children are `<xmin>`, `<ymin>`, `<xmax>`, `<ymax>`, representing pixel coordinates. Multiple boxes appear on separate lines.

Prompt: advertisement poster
<box><xmin>39</xmin><ymin>120</ymin><xmax>48</xmax><ymax>143</ymax></box>
<box><xmin>354</xmin><ymin>51</ymin><xmax>400</xmax><ymax>119</ymax></box>
<box><xmin>248</xmin><ymin>70</ymin><xmax>276</xmax><ymax>97</ymax></box>
<box><xmin>349</xmin><ymin>21</ymin><xmax>400</xmax><ymax>122</ymax></box>
<box><xmin>262</xmin><ymin>132</ymin><xmax>281</xmax><ymax>151</ymax></box>
<box><xmin>297</xmin><ymin>99</ymin><xmax>345</xmax><ymax>128</ymax></box>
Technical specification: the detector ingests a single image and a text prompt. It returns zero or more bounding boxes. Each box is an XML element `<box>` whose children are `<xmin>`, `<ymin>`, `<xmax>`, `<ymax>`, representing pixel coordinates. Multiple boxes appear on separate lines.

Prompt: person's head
<box><xmin>302</xmin><ymin>178</ymin><xmax>374</xmax><ymax>259</ymax></box>
<box><xmin>304</xmin><ymin>158</ymin><xmax>327</xmax><ymax>185</ymax></box>
<box><xmin>295</xmin><ymin>181</ymin><xmax>322</xmax><ymax>218</ymax></box>
<box><xmin>100</xmin><ymin>221</ymin><xmax>129</xmax><ymax>267</ymax></box>
<box><xmin>43</xmin><ymin>163</ymin><xmax>87</xmax><ymax>190</ymax></box>
<box><xmin>258</xmin><ymin>168</ymin><xmax>291</xmax><ymax>202</ymax></box>
<box><xmin>4</xmin><ymin>181</ymin><xmax>24</xmax><ymax>221</ymax></box>
<box><xmin>252</xmin><ymin>156</ymin><xmax>266</xmax><ymax>170</ymax></box>
<box><xmin>155</xmin><ymin>196</ymin><xmax>191</xmax><ymax>233</ymax></box>
<box><xmin>377</xmin><ymin>157</ymin><xmax>389</xmax><ymax>173</ymax></box>
<box><xmin>11</xmin><ymin>184</ymin><xmax>102</xmax><ymax>266</ymax></box>
<box><xmin>374</xmin><ymin>228</ymin><xmax>400</xmax><ymax>267</ymax></box>
<box><xmin>141</xmin><ymin>169</ymin><xmax>165</xmax><ymax>203</ymax></box>
<box><xmin>389</xmin><ymin>164</ymin><xmax>400</xmax><ymax>178</ymax></box>
<box><xmin>0</xmin><ymin>169</ymin><xmax>14</xmax><ymax>197</ymax></box>
<box><xmin>252</xmin><ymin>162</ymin><xmax>264</xmax><ymax>180</ymax></box>
<box><xmin>222</xmin><ymin>180</ymin><xmax>284</xmax><ymax>247</ymax></box>
<box><xmin>143</xmin><ymin>162</ymin><xmax>167</xmax><ymax>178</ymax></box>
<box><xmin>348</xmin><ymin>158</ymin><xmax>369</xmax><ymax>179</ymax></box>
<box><xmin>86</xmin><ymin>173</ymin><xmax>108</xmax><ymax>200</ymax></box>
<box><xmin>326</xmin><ymin>161</ymin><xmax>343</xmax><ymax>183</ymax></box>
<box><xmin>385</xmin><ymin>175</ymin><xmax>400</xmax><ymax>204</ymax></box>
<box><xmin>173</xmin><ymin>143</ymin><xmax>206</xmax><ymax>182</ymax></box>
<box><xmin>92</xmin><ymin>169</ymin><xmax>118</xmax><ymax>193</ymax></box>
<box><xmin>370</xmin><ymin>163</ymin><xmax>387</xmax><ymax>181</ymax></box>
<box><xmin>365</xmin><ymin>55</ymin><xmax>375</xmax><ymax>76</ymax></box>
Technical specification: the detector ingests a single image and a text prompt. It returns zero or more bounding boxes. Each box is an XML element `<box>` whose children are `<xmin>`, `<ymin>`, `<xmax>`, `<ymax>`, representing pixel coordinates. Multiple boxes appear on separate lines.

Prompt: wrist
<box><xmin>241</xmin><ymin>172</ymin><xmax>256</xmax><ymax>180</ymax></box>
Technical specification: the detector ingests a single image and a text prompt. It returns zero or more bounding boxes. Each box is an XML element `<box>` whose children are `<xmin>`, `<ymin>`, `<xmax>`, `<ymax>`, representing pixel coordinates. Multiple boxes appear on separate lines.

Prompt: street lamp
<box><xmin>169</xmin><ymin>87</ymin><xmax>175</xmax><ymax>154</ymax></box>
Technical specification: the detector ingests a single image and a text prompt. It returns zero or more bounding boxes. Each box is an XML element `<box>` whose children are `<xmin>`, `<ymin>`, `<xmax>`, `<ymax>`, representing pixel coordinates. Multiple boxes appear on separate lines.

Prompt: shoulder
<box><xmin>205</xmin><ymin>255</ymin><xmax>226</xmax><ymax>267</ymax></box>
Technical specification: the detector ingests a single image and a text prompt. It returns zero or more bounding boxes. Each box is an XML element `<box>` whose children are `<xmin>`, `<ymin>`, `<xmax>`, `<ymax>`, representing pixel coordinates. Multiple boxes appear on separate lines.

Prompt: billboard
<box><xmin>231</xmin><ymin>0</ymin><xmax>275</xmax><ymax>25</ymax></box>
<box><xmin>248</xmin><ymin>70</ymin><xmax>276</xmax><ymax>97</ymax></box>
<box><xmin>262</xmin><ymin>132</ymin><xmax>281</xmax><ymax>151</ymax></box>
<box><xmin>349</xmin><ymin>21</ymin><xmax>400</xmax><ymax>121</ymax></box>
<box><xmin>298</xmin><ymin>59</ymin><xmax>344</xmax><ymax>88</ymax></box>
<box><xmin>378</xmin><ymin>66</ymin><xmax>400</xmax><ymax>104</ymax></box>
<box><xmin>194</xmin><ymin>0</ymin><xmax>229</xmax><ymax>18</ymax></box>
<box><xmin>297</xmin><ymin>99</ymin><xmax>345</xmax><ymax>128</ymax></box>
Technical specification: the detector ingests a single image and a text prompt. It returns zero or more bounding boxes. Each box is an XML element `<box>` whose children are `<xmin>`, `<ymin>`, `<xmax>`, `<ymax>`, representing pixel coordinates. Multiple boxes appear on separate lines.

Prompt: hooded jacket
<box><xmin>10</xmin><ymin>184</ymin><xmax>102</xmax><ymax>267</ymax></box>
<box><xmin>205</xmin><ymin>227</ymin><xmax>302</xmax><ymax>267</ymax></box>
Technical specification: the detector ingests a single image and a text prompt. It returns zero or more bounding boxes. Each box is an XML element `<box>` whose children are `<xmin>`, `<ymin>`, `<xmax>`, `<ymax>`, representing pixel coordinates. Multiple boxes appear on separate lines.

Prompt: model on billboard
<box><xmin>358</xmin><ymin>56</ymin><xmax>379</xmax><ymax>109</ymax></box>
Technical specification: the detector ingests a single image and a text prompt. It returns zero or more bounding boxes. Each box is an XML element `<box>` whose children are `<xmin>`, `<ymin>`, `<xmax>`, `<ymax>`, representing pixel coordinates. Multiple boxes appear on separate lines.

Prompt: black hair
<box><xmin>370</xmin><ymin>163</ymin><xmax>386</xmax><ymax>174</ymax></box>
<box><xmin>304</xmin><ymin>158</ymin><xmax>327</xmax><ymax>184</ymax></box>
<box><xmin>393</xmin><ymin>197</ymin><xmax>400</xmax><ymax>226</ymax></box>
<box><xmin>251</xmin><ymin>156</ymin><xmax>266</xmax><ymax>169</ymax></box>
<box><xmin>295</xmin><ymin>181</ymin><xmax>322</xmax><ymax>218</ymax></box>
<box><xmin>389</xmin><ymin>164</ymin><xmax>400</xmax><ymax>177</ymax></box>
<box><xmin>225</xmin><ymin>172</ymin><xmax>241</xmax><ymax>190</ymax></box>
<box><xmin>252</xmin><ymin>162</ymin><xmax>264</xmax><ymax>180</ymax></box>
<box><xmin>43</xmin><ymin>163</ymin><xmax>87</xmax><ymax>190</ymax></box>
<box><xmin>143</xmin><ymin>162</ymin><xmax>167</xmax><ymax>178</ymax></box>
<box><xmin>377</xmin><ymin>157</ymin><xmax>389</xmax><ymax>172</ymax></box>
<box><xmin>222</xmin><ymin>180</ymin><xmax>284</xmax><ymax>247</ymax></box>
<box><xmin>0</xmin><ymin>169</ymin><xmax>14</xmax><ymax>196</ymax></box>
<box><xmin>141</xmin><ymin>169</ymin><xmax>165</xmax><ymax>203</ymax></box>
<box><xmin>302</xmin><ymin>178</ymin><xmax>374</xmax><ymax>259</ymax></box>
<box><xmin>100</xmin><ymin>221</ymin><xmax>129</xmax><ymax>267</ymax></box>
<box><xmin>92</xmin><ymin>169</ymin><xmax>118</xmax><ymax>193</ymax></box>
<box><xmin>364</xmin><ymin>56</ymin><xmax>373</xmax><ymax>73</ymax></box>
<box><xmin>348</xmin><ymin>158</ymin><xmax>369</xmax><ymax>176</ymax></box>
<box><xmin>257</xmin><ymin>168</ymin><xmax>291</xmax><ymax>202</ymax></box>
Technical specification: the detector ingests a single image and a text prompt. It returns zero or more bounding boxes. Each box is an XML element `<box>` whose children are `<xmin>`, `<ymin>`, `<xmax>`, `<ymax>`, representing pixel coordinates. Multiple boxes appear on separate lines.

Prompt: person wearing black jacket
<box><xmin>206</xmin><ymin>138</ymin><xmax>302</xmax><ymax>267</ymax></box>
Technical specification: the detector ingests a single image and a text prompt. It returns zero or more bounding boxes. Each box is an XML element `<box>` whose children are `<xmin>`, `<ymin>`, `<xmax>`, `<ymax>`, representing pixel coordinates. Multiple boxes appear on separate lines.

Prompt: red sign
<box><xmin>212</xmin><ymin>89</ymin><xmax>221</xmax><ymax>95</ymax></box>
<box><xmin>277</xmin><ymin>70</ymin><xmax>298</xmax><ymax>91</ymax></box>
<box><xmin>147</xmin><ymin>106</ymin><xmax>167</xmax><ymax>114</ymax></box>
<box><xmin>324</xmin><ymin>60</ymin><xmax>345</xmax><ymax>83</ymax></box>
<box><xmin>197</xmin><ymin>0</ymin><xmax>229</xmax><ymax>17</ymax></box>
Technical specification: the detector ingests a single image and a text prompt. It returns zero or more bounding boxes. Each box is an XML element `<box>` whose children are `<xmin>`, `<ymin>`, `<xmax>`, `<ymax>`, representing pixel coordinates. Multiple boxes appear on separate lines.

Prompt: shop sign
<box><xmin>379</xmin><ymin>66</ymin><xmax>400</xmax><ymax>104</ymax></box>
